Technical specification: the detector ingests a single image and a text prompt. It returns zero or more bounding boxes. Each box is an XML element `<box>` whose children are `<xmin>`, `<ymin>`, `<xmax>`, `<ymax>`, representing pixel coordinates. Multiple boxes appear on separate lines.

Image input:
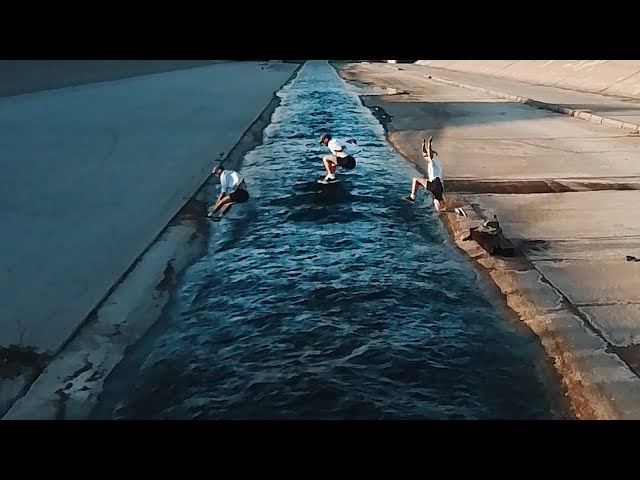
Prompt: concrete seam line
<box><xmin>621</xmin><ymin>122</ymin><xmax>640</xmax><ymax>132</ymax></box>
<box><xmin>602</xmin><ymin>117</ymin><xmax>625</xmax><ymax>129</ymax></box>
<box><xmin>425</xmin><ymin>74</ymin><xmax>640</xmax><ymax>133</ymax></box>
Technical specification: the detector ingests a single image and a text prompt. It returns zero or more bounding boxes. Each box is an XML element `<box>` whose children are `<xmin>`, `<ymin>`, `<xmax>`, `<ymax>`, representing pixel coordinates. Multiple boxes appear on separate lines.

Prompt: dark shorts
<box><xmin>426</xmin><ymin>177</ymin><xmax>444</xmax><ymax>202</ymax></box>
<box><xmin>229</xmin><ymin>188</ymin><xmax>249</xmax><ymax>203</ymax></box>
<box><xmin>337</xmin><ymin>155</ymin><xmax>356</xmax><ymax>170</ymax></box>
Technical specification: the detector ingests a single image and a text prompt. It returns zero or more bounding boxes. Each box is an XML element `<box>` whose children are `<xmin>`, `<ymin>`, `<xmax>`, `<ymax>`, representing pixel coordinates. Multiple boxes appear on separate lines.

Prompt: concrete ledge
<box><xmin>424</xmin><ymin>74</ymin><xmax>640</xmax><ymax>134</ymax></box>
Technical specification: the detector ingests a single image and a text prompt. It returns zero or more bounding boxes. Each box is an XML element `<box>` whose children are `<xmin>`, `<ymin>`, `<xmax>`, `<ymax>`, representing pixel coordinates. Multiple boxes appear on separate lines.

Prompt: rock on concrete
<box><xmin>0</xmin><ymin>61</ymin><xmax>299</xmax><ymax>354</ymax></box>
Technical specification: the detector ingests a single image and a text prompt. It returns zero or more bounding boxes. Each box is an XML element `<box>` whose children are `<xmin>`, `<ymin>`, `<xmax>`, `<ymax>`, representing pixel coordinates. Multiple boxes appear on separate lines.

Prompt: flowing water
<box><xmin>92</xmin><ymin>61</ymin><xmax>571</xmax><ymax>420</ymax></box>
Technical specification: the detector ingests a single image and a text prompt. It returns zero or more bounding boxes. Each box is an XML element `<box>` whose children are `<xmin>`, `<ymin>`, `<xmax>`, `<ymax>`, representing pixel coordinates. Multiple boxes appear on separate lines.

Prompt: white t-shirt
<box><xmin>427</xmin><ymin>155</ymin><xmax>443</xmax><ymax>182</ymax></box>
<box><xmin>220</xmin><ymin>170</ymin><xmax>243</xmax><ymax>194</ymax></box>
<box><xmin>327</xmin><ymin>138</ymin><xmax>360</xmax><ymax>158</ymax></box>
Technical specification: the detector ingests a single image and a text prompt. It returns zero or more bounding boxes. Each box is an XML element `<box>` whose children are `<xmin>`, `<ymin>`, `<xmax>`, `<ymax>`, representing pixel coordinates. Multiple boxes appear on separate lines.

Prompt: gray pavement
<box><xmin>0</xmin><ymin>61</ymin><xmax>298</xmax><ymax>354</ymax></box>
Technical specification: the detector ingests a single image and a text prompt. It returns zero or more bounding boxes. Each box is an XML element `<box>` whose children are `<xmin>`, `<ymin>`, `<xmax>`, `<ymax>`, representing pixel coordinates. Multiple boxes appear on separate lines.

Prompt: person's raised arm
<box><xmin>422</xmin><ymin>136</ymin><xmax>435</xmax><ymax>159</ymax></box>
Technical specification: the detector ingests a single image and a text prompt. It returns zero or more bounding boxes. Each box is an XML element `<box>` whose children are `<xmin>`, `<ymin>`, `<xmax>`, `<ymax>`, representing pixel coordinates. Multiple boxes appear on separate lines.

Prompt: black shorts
<box><xmin>229</xmin><ymin>188</ymin><xmax>249</xmax><ymax>203</ymax></box>
<box><xmin>426</xmin><ymin>177</ymin><xmax>444</xmax><ymax>202</ymax></box>
<box><xmin>337</xmin><ymin>155</ymin><xmax>356</xmax><ymax>170</ymax></box>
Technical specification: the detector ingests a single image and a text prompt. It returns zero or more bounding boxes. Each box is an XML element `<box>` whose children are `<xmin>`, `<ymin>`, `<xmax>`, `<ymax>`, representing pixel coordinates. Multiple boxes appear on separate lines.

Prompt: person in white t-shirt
<box><xmin>402</xmin><ymin>136</ymin><xmax>466</xmax><ymax>217</ymax></box>
<box><xmin>319</xmin><ymin>133</ymin><xmax>361</xmax><ymax>181</ymax></box>
<box><xmin>207</xmin><ymin>165</ymin><xmax>250</xmax><ymax>221</ymax></box>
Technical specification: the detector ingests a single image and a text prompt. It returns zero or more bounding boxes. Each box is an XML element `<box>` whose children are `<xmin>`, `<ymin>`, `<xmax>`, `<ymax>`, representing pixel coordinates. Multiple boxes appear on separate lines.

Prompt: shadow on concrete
<box><xmin>362</xmin><ymin>97</ymin><xmax>551</xmax><ymax>130</ymax></box>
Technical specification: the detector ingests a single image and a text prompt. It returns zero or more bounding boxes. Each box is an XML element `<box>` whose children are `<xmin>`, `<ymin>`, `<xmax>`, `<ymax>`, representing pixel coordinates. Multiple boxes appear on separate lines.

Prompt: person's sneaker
<box><xmin>325</xmin><ymin>174</ymin><xmax>336</xmax><ymax>181</ymax></box>
<box><xmin>402</xmin><ymin>195</ymin><xmax>415</xmax><ymax>203</ymax></box>
<box><xmin>455</xmin><ymin>207</ymin><xmax>467</xmax><ymax>218</ymax></box>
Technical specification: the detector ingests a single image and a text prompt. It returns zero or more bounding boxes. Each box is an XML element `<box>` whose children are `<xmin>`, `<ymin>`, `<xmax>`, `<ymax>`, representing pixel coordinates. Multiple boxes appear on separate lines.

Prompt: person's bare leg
<box><xmin>210</xmin><ymin>201</ymin><xmax>235</xmax><ymax>221</ymax></box>
<box><xmin>322</xmin><ymin>155</ymin><xmax>338</xmax><ymax>178</ymax></box>
<box><xmin>219</xmin><ymin>202</ymin><xmax>234</xmax><ymax>216</ymax></box>
<box><xmin>402</xmin><ymin>178</ymin><xmax>427</xmax><ymax>202</ymax></box>
<box><xmin>208</xmin><ymin>196</ymin><xmax>233</xmax><ymax>217</ymax></box>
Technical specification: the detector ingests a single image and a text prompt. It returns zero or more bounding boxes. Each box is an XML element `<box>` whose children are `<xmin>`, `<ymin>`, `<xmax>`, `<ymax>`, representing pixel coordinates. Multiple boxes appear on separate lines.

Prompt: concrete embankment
<box><xmin>384</xmin><ymin>62</ymin><xmax>640</xmax><ymax>135</ymax></box>
<box><xmin>415</xmin><ymin>60</ymin><xmax>640</xmax><ymax>99</ymax></box>
<box><xmin>0</xmin><ymin>61</ymin><xmax>301</xmax><ymax>418</ymax></box>
<box><xmin>336</xmin><ymin>61</ymin><xmax>640</xmax><ymax>419</ymax></box>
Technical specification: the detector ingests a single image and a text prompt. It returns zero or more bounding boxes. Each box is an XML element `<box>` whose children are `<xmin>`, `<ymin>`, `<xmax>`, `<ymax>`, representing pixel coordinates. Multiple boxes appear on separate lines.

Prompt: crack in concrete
<box><xmin>502</xmin><ymin>238</ymin><xmax>640</xmax><ymax>394</ymax></box>
<box><xmin>614</xmin><ymin>344</ymin><xmax>640</xmax><ymax>378</ymax></box>
<box><xmin>576</xmin><ymin>301</ymin><xmax>640</xmax><ymax>307</ymax></box>
<box><xmin>447</xmin><ymin>179</ymin><xmax>640</xmax><ymax>194</ymax></box>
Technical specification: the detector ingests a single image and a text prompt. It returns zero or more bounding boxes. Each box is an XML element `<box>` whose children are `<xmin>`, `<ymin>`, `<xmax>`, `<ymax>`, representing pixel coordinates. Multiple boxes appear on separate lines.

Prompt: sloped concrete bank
<box><xmin>1</xmin><ymin>63</ymin><xmax>303</xmax><ymax>420</ymax></box>
<box><xmin>336</xmin><ymin>61</ymin><xmax>640</xmax><ymax>419</ymax></box>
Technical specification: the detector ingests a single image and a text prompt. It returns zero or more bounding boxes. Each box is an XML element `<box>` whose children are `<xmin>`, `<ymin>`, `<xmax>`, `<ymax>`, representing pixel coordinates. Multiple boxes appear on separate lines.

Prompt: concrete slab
<box><xmin>597</xmin><ymin>379</ymin><xmax>640</xmax><ymax>419</ymax></box>
<box><xmin>524</xmin><ymin>238</ymin><xmax>640</xmax><ymax>261</ymax></box>
<box><xmin>461</xmin><ymin>192</ymin><xmax>640</xmax><ymax>319</ymax></box>
<box><xmin>542</xmin><ymin>311</ymin><xmax>607</xmax><ymax>356</ymax></box>
<box><xmin>0</xmin><ymin>61</ymin><xmax>299</xmax><ymax>354</ymax></box>
<box><xmin>577</xmin><ymin>305</ymin><xmax>640</xmax><ymax>347</ymax></box>
<box><xmin>533</xmin><ymin>260</ymin><xmax>640</xmax><ymax>305</ymax></box>
<box><xmin>605</xmin><ymin>71</ymin><xmax>640</xmax><ymax>98</ymax></box>
<box><xmin>463</xmin><ymin>191</ymin><xmax>640</xmax><ymax>241</ymax></box>
<box><xmin>488</xmin><ymin>269</ymin><xmax>564</xmax><ymax>311</ymax></box>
